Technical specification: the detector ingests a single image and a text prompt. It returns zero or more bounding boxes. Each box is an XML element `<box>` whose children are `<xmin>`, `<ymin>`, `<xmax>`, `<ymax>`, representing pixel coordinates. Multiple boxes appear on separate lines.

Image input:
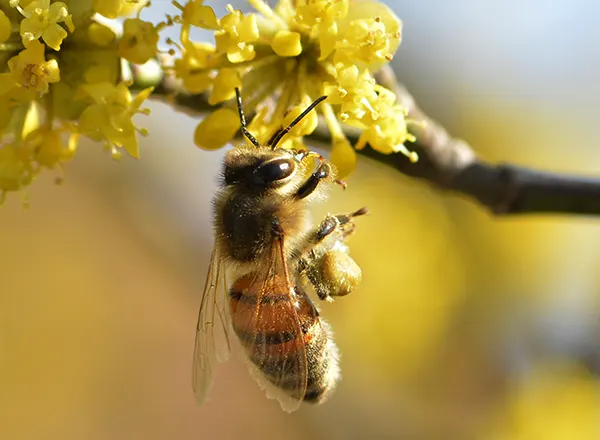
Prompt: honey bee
<box><xmin>192</xmin><ymin>88</ymin><xmax>366</xmax><ymax>412</ymax></box>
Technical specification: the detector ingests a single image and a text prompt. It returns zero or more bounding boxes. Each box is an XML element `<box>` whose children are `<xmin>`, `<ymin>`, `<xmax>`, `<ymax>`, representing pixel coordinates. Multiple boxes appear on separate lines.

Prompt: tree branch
<box><xmin>371</xmin><ymin>67</ymin><xmax>600</xmax><ymax>216</ymax></box>
<box><xmin>133</xmin><ymin>61</ymin><xmax>600</xmax><ymax>216</ymax></box>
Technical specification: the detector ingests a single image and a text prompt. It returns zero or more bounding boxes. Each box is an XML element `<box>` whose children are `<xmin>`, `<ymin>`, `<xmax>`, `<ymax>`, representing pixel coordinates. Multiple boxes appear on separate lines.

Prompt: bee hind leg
<box><xmin>316</xmin><ymin>207</ymin><xmax>368</xmax><ymax>241</ymax></box>
<box><xmin>297</xmin><ymin>208</ymin><xmax>367</xmax><ymax>302</ymax></box>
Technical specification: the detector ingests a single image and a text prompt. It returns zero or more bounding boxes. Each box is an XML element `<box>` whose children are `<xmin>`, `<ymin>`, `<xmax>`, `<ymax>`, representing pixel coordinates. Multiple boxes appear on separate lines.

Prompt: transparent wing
<box><xmin>192</xmin><ymin>244</ymin><xmax>232</xmax><ymax>405</ymax></box>
<box><xmin>230</xmin><ymin>238</ymin><xmax>309</xmax><ymax>412</ymax></box>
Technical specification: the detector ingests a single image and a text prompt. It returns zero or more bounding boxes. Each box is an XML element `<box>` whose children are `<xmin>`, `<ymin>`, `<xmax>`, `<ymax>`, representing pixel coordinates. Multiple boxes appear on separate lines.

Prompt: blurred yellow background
<box><xmin>3</xmin><ymin>1</ymin><xmax>600</xmax><ymax>439</ymax></box>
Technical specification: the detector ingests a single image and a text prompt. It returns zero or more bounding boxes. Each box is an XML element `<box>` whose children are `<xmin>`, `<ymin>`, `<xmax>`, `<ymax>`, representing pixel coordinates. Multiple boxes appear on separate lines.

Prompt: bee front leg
<box><xmin>294</xmin><ymin>162</ymin><xmax>332</xmax><ymax>199</ymax></box>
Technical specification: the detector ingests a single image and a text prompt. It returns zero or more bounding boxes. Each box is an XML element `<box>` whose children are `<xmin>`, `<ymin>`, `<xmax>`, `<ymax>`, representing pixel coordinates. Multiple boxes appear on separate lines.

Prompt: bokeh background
<box><xmin>3</xmin><ymin>1</ymin><xmax>600</xmax><ymax>439</ymax></box>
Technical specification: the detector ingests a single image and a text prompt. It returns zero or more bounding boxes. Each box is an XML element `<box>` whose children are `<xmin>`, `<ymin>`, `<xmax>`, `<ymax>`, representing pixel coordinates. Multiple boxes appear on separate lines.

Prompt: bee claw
<box><xmin>352</xmin><ymin>207</ymin><xmax>368</xmax><ymax>217</ymax></box>
<box><xmin>334</xmin><ymin>179</ymin><xmax>347</xmax><ymax>190</ymax></box>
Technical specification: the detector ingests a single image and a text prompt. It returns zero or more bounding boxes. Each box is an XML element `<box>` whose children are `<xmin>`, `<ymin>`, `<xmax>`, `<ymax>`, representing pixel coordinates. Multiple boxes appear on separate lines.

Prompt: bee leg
<box><xmin>299</xmin><ymin>253</ymin><xmax>333</xmax><ymax>302</ymax></box>
<box><xmin>333</xmin><ymin>207</ymin><xmax>368</xmax><ymax>239</ymax></box>
<box><xmin>294</xmin><ymin>162</ymin><xmax>332</xmax><ymax>199</ymax></box>
<box><xmin>298</xmin><ymin>208</ymin><xmax>367</xmax><ymax>302</ymax></box>
<box><xmin>313</xmin><ymin>207</ymin><xmax>368</xmax><ymax>243</ymax></box>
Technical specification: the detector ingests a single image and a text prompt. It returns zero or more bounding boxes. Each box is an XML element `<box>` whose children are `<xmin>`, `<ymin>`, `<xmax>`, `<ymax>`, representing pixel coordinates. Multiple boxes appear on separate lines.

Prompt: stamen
<box><xmin>271</xmin><ymin>77</ymin><xmax>295</xmax><ymax>125</ymax></box>
<box><xmin>247</xmin><ymin>0</ymin><xmax>288</xmax><ymax>29</ymax></box>
<box><xmin>393</xmin><ymin>143</ymin><xmax>418</xmax><ymax>162</ymax></box>
<box><xmin>110</xmin><ymin>145</ymin><xmax>122</xmax><ymax>160</ymax></box>
<box><xmin>296</xmin><ymin>58</ymin><xmax>307</xmax><ymax>99</ymax></box>
<box><xmin>241</xmin><ymin>60</ymin><xmax>284</xmax><ymax>110</ymax></box>
<box><xmin>360</xmin><ymin>96</ymin><xmax>376</xmax><ymax>114</ymax></box>
<box><xmin>321</xmin><ymin>102</ymin><xmax>345</xmax><ymax>139</ymax></box>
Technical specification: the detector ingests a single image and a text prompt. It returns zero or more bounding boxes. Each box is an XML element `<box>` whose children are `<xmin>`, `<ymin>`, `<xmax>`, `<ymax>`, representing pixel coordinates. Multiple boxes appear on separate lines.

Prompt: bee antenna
<box><xmin>235</xmin><ymin>87</ymin><xmax>261</xmax><ymax>148</ymax></box>
<box><xmin>269</xmin><ymin>95</ymin><xmax>328</xmax><ymax>150</ymax></box>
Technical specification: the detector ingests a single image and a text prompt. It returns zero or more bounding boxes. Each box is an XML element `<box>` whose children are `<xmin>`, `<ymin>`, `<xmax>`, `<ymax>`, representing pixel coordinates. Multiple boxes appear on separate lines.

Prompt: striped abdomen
<box><xmin>229</xmin><ymin>272</ymin><xmax>339</xmax><ymax>403</ymax></box>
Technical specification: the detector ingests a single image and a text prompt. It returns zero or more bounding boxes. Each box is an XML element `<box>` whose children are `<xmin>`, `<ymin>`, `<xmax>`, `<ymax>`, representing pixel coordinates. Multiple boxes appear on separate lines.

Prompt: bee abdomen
<box><xmin>271</xmin><ymin>323</ymin><xmax>339</xmax><ymax>403</ymax></box>
<box><xmin>229</xmin><ymin>273</ymin><xmax>339</xmax><ymax>402</ymax></box>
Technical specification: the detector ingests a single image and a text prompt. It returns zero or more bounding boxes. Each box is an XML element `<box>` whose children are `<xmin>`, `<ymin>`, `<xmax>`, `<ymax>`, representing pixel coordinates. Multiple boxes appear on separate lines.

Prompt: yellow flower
<box><xmin>355</xmin><ymin>104</ymin><xmax>417</xmax><ymax>160</ymax></box>
<box><xmin>77</xmin><ymin>82</ymin><xmax>153</xmax><ymax>159</ymax></box>
<box><xmin>0</xmin><ymin>10</ymin><xmax>11</xmax><ymax>43</ymax></box>
<box><xmin>93</xmin><ymin>0</ymin><xmax>147</xmax><ymax>19</ymax></box>
<box><xmin>178</xmin><ymin>0</ymin><xmax>218</xmax><ymax>29</ymax></box>
<box><xmin>214</xmin><ymin>5</ymin><xmax>259</xmax><ymax>63</ymax></box>
<box><xmin>324</xmin><ymin>64</ymin><xmax>377</xmax><ymax>123</ymax></box>
<box><xmin>172</xmin><ymin>41</ymin><xmax>215</xmax><ymax>94</ymax></box>
<box><xmin>118</xmin><ymin>18</ymin><xmax>159</xmax><ymax>65</ymax></box>
<box><xmin>13</xmin><ymin>0</ymin><xmax>74</xmax><ymax>50</ymax></box>
<box><xmin>295</xmin><ymin>0</ymin><xmax>348</xmax><ymax>59</ymax></box>
<box><xmin>208</xmin><ymin>67</ymin><xmax>240</xmax><ymax>105</ymax></box>
<box><xmin>171</xmin><ymin>0</ymin><xmax>416</xmax><ymax>175</ymax></box>
<box><xmin>0</xmin><ymin>0</ymin><xmax>158</xmax><ymax>204</ymax></box>
<box><xmin>49</xmin><ymin>45</ymin><xmax>121</xmax><ymax>121</ymax></box>
<box><xmin>6</xmin><ymin>40</ymin><xmax>60</xmax><ymax>94</ymax></box>
<box><xmin>25</xmin><ymin>127</ymin><xmax>76</xmax><ymax>169</ymax></box>
<box><xmin>334</xmin><ymin>0</ymin><xmax>402</xmax><ymax>70</ymax></box>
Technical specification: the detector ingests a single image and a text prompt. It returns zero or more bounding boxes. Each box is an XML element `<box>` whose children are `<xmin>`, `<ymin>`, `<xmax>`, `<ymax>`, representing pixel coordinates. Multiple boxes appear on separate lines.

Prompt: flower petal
<box><xmin>194</xmin><ymin>107</ymin><xmax>240</xmax><ymax>150</ymax></box>
<box><xmin>0</xmin><ymin>10</ymin><xmax>11</xmax><ymax>43</ymax></box>
<box><xmin>271</xmin><ymin>30</ymin><xmax>302</xmax><ymax>57</ymax></box>
<box><xmin>49</xmin><ymin>2</ymin><xmax>68</xmax><ymax>22</ymax></box>
<box><xmin>42</xmin><ymin>24</ymin><xmax>68</xmax><ymax>50</ymax></box>
<box><xmin>330</xmin><ymin>137</ymin><xmax>356</xmax><ymax>179</ymax></box>
<box><xmin>208</xmin><ymin>68</ymin><xmax>240</xmax><ymax>105</ymax></box>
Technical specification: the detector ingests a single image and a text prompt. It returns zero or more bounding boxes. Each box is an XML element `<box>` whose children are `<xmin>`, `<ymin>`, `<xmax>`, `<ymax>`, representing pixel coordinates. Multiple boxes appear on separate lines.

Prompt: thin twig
<box><xmin>131</xmin><ymin>60</ymin><xmax>600</xmax><ymax>216</ymax></box>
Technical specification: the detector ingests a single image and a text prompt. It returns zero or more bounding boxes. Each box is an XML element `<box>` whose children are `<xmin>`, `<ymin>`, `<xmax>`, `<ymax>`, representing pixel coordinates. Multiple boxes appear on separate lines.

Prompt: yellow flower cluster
<box><xmin>0</xmin><ymin>0</ymin><xmax>416</xmax><ymax>204</ymax></box>
<box><xmin>0</xmin><ymin>0</ymin><xmax>157</xmax><ymax>204</ymax></box>
<box><xmin>171</xmin><ymin>0</ymin><xmax>417</xmax><ymax>178</ymax></box>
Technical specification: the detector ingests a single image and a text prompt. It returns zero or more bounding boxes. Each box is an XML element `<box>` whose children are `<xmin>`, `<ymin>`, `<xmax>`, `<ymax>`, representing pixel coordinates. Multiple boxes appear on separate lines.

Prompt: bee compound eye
<box><xmin>255</xmin><ymin>158</ymin><xmax>295</xmax><ymax>183</ymax></box>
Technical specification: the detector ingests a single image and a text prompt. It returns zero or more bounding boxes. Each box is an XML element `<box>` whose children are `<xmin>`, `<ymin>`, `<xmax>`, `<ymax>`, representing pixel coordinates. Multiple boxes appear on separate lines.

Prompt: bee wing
<box><xmin>231</xmin><ymin>239</ymin><xmax>308</xmax><ymax>413</ymax></box>
<box><xmin>192</xmin><ymin>244</ymin><xmax>232</xmax><ymax>405</ymax></box>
